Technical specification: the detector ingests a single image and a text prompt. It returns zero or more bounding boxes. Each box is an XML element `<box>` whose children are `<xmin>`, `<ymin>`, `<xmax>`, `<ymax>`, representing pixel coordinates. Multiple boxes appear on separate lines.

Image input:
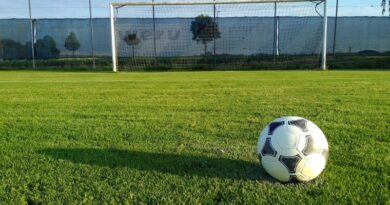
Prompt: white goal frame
<box><xmin>110</xmin><ymin>0</ymin><xmax>328</xmax><ymax>72</ymax></box>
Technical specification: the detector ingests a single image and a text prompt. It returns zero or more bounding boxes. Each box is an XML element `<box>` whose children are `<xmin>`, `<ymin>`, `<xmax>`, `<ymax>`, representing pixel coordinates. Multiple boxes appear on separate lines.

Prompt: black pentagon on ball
<box><xmin>261</xmin><ymin>138</ymin><xmax>277</xmax><ymax>157</ymax></box>
<box><xmin>279</xmin><ymin>155</ymin><xmax>302</xmax><ymax>173</ymax></box>
<box><xmin>302</xmin><ymin>135</ymin><xmax>322</xmax><ymax>156</ymax></box>
<box><xmin>268</xmin><ymin>121</ymin><xmax>285</xmax><ymax>135</ymax></box>
<box><xmin>288</xmin><ymin>119</ymin><xmax>308</xmax><ymax>132</ymax></box>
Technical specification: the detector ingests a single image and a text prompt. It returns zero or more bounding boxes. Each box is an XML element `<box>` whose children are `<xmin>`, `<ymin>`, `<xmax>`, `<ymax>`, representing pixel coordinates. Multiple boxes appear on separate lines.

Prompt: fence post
<box><xmin>89</xmin><ymin>0</ymin><xmax>96</xmax><ymax>69</ymax></box>
<box><xmin>213</xmin><ymin>0</ymin><xmax>217</xmax><ymax>69</ymax></box>
<box><xmin>332</xmin><ymin>0</ymin><xmax>339</xmax><ymax>68</ymax></box>
<box><xmin>28</xmin><ymin>0</ymin><xmax>36</xmax><ymax>69</ymax></box>
<box><xmin>152</xmin><ymin>0</ymin><xmax>157</xmax><ymax>59</ymax></box>
<box><xmin>273</xmin><ymin>2</ymin><xmax>277</xmax><ymax>63</ymax></box>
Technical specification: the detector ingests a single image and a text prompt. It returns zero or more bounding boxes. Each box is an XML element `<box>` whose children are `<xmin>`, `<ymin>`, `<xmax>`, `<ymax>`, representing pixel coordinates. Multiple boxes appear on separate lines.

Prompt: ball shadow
<box><xmin>39</xmin><ymin>148</ymin><xmax>274</xmax><ymax>181</ymax></box>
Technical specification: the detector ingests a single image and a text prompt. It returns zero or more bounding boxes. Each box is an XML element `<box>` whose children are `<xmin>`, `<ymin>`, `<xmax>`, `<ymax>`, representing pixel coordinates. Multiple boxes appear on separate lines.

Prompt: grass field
<box><xmin>0</xmin><ymin>71</ymin><xmax>389</xmax><ymax>204</ymax></box>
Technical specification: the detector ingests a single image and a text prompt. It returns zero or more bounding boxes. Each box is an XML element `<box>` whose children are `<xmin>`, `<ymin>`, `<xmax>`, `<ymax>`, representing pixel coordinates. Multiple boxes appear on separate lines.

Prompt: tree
<box><xmin>0</xmin><ymin>39</ymin><xmax>28</xmax><ymax>59</ymax></box>
<box><xmin>36</xmin><ymin>35</ymin><xmax>60</xmax><ymax>59</ymax></box>
<box><xmin>124</xmin><ymin>33</ymin><xmax>140</xmax><ymax>58</ymax></box>
<box><xmin>190</xmin><ymin>15</ymin><xmax>221</xmax><ymax>55</ymax></box>
<box><xmin>64</xmin><ymin>32</ymin><xmax>80</xmax><ymax>57</ymax></box>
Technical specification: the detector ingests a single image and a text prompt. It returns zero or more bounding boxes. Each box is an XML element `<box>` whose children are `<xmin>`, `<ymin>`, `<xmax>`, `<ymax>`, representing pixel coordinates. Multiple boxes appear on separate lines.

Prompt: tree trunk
<box><xmin>72</xmin><ymin>50</ymin><xmax>75</xmax><ymax>57</ymax></box>
<box><xmin>204</xmin><ymin>43</ymin><xmax>208</xmax><ymax>55</ymax></box>
<box><xmin>132</xmin><ymin>45</ymin><xmax>135</xmax><ymax>58</ymax></box>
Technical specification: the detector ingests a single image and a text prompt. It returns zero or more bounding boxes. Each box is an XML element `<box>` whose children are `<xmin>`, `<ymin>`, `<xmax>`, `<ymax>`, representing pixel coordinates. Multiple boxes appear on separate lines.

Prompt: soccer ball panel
<box><xmin>294</xmin><ymin>173</ymin><xmax>309</xmax><ymax>182</ymax></box>
<box><xmin>297</xmin><ymin>133</ymin><xmax>307</xmax><ymax>152</ymax></box>
<box><xmin>278</xmin><ymin>154</ymin><xmax>302</xmax><ymax>173</ymax></box>
<box><xmin>273</xmin><ymin>116</ymin><xmax>302</xmax><ymax>123</ymax></box>
<box><xmin>302</xmin><ymin>135</ymin><xmax>323</xmax><ymax>156</ymax></box>
<box><xmin>262</xmin><ymin>160</ymin><xmax>291</xmax><ymax>182</ymax></box>
<box><xmin>261</xmin><ymin>138</ymin><xmax>278</xmax><ymax>157</ymax></box>
<box><xmin>268</xmin><ymin>121</ymin><xmax>285</xmax><ymax>135</ymax></box>
<box><xmin>277</xmin><ymin>150</ymin><xmax>306</xmax><ymax>174</ymax></box>
<box><xmin>277</xmin><ymin>147</ymin><xmax>299</xmax><ymax>157</ymax></box>
<box><xmin>288</xmin><ymin>119</ymin><xmax>308</xmax><ymax>132</ymax></box>
<box><xmin>260</xmin><ymin>155</ymin><xmax>278</xmax><ymax>163</ymax></box>
<box><xmin>257</xmin><ymin>125</ymin><xmax>282</xmax><ymax>159</ymax></box>
<box><xmin>256</xmin><ymin>125</ymin><xmax>269</xmax><ymax>155</ymax></box>
<box><xmin>274</xmin><ymin>127</ymin><xmax>302</xmax><ymax>149</ymax></box>
<box><xmin>307</xmin><ymin>120</ymin><xmax>329</xmax><ymax>150</ymax></box>
<box><xmin>301</xmin><ymin>153</ymin><xmax>327</xmax><ymax>180</ymax></box>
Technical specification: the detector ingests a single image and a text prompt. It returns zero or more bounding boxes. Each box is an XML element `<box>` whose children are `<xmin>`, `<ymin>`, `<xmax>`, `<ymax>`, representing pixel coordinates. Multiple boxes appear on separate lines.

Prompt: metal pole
<box><xmin>332</xmin><ymin>0</ymin><xmax>339</xmax><ymax>68</ymax></box>
<box><xmin>273</xmin><ymin>2</ymin><xmax>277</xmax><ymax>62</ymax></box>
<box><xmin>276</xmin><ymin>16</ymin><xmax>279</xmax><ymax>56</ymax></box>
<box><xmin>28</xmin><ymin>0</ymin><xmax>35</xmax><ymax>69</ymax></box>
<box><xmin>321</xmin><ymin>0</ymin><xmax>328</xmax><ymax>70</ymax></box>
<box><xmin>110</xmin><ymin>4</ymin><xmax>118</xmax><ymax>72</ymax></box>
<box><xmin>89</xmin><ymin>0</ymin><xmax>96</xmax><ymax>69</ymax></box>
<box><xmin>213</xmin><ymin>0</ymin><xmax>216</xmax><ymax>69</ymax></box>
<box><xmin>152</xmin><ymin>0</ymin><xmax>157</xmax><ymax>58</ymax></box>
<box><xmin>113</xmin><ymin>1</ymin><xmax>332</xmax><ymax>7</ymax></box>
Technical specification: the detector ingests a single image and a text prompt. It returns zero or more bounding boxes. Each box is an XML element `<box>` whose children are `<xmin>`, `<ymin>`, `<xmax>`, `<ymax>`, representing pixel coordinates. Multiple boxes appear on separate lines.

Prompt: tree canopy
<box><xmin>64</xmin><ymin>32</ymin><xmax>80</xmax><ymax>56</ymax></box>
<box><xmin>36</xmin><ymin>35</ymin><xmax>60</xmax><ymax>59</ymax></box>
<box><xmin>190</xmin><ymin>15</ymin><xmax>221</xmax><ymax>55</ymax></box>
<box><xmin>124</xmin><ymin>33</ymin><xmax>140</xmax><ymax>46</ymax></box>
<box><xmin>124</xmin><ymin>33</ymin><xmax>140</xmax><ymax>58</ymax></box>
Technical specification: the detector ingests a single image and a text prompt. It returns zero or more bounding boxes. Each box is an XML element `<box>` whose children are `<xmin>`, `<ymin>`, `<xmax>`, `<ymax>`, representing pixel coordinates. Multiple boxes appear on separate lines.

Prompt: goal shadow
<box><xmin>39</xmin><ymin>148</ymin><xmax>275</xmax><ymax>182</ymax></box>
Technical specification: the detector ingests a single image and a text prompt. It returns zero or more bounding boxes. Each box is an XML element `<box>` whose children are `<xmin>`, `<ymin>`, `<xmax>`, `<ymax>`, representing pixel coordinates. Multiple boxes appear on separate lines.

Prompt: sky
<box><xmin>0</xmin><ymin>0</ymin><xmax>387</xmax><ymax>19</ymax></box>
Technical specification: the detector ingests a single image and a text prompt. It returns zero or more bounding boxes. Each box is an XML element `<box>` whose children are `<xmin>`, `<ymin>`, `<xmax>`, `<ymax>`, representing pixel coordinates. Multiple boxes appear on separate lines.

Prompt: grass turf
<box><xmin>0</xmin><ymin>71</ymin><xmax>388</xmax><ymax>204</ymax></box>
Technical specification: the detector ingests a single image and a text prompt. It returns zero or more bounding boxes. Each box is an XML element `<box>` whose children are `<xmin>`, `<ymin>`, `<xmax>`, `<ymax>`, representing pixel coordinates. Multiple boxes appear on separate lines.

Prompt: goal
<box><xmin>110</xmin><ymin>0</ymin><xmax>328</xmax><ymax>72</ymax></box>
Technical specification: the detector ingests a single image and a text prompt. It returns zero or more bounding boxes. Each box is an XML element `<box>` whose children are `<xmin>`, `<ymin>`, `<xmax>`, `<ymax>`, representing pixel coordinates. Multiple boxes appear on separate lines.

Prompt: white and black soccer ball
<box><xmin>257</xmin><ymin>116</ymin><xmax>329</xmax><ymax>182</ymax></box>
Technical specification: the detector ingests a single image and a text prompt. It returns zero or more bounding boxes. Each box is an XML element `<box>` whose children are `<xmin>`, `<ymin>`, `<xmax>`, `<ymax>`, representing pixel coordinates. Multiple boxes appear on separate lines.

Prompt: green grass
<box><xmin>0</xmin><ymin>71</ymin><xmax>389</xmax><ymax>204</ymax></box>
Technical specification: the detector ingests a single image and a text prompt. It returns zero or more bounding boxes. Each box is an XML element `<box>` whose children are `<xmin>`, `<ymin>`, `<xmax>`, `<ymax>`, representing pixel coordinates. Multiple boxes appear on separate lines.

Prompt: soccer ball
<box><xmin>256</xmin><ymin>116</ymin><xmax>329</xmax><ymax>182</ymax></box>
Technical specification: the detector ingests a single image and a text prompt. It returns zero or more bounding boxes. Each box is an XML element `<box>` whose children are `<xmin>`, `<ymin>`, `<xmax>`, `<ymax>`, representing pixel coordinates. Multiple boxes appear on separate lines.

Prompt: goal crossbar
<box><xmin>110</xmin><ymin>0</ymin><xmax>328</xmax><ymax>72</ymax></box>
<box><xmin>111</xmin><ymin>0</ymin><xmax>324</xmax><ymax>7</ymax></box>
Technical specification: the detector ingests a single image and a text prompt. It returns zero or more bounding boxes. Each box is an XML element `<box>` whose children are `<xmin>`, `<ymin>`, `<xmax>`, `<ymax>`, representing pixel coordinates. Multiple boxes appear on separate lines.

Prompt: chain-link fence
<box><xmin>0</xmin><ymin>0</ymin><xmax>389</xmax><ymax>71</ymax></box>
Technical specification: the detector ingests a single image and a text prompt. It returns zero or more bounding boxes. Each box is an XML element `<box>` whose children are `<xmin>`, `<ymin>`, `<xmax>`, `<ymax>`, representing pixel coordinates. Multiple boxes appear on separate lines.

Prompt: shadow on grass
<box><xmin>39</xmin><ymin>148</ymin><xmax>273</xmax><ymax>181</ymax></box>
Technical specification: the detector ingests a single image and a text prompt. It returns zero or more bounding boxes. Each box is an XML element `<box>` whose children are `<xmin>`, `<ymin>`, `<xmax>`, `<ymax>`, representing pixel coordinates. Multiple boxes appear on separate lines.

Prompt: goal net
<box><xmin>110</xmin><ymin>0</ymin><xmax>327</xmax><ymax>72</ymax></box>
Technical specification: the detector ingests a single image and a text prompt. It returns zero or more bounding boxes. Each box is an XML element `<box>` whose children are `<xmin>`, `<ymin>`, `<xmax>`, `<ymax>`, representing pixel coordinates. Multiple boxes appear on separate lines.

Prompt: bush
<box><xmin>1</xmin><ymin>54</ymin><xmax>389</xmax><ymax>71</ymax></box>
<box><xmin>357</xmin><ymin>50</ymin><xmax>381</xmax><ymax>56</ymax></box>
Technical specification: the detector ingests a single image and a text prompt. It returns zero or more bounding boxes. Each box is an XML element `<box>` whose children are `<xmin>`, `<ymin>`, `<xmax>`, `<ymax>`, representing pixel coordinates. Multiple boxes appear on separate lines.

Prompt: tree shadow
<box><xmin>39</xmin><ymin>148</ymin><xmax>274</xmax><ymax>181</ymax></box>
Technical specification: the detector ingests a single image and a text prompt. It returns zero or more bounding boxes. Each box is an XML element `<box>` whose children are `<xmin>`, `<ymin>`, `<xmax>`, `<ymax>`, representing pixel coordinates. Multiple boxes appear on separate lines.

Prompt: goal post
<box><xmin>110</xmin><ymin>4</ymin><xmax>118</xmax><ymax>72</ymax></box>
<box><xmin>110</xmin><ymin>0</ymin><xmax>328</xmax><ymax>72</ymax></box>
<box><xmin>321</xmin><ymin>0</ymin><xmax>327</xmax><ymax>70</ymax></box>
